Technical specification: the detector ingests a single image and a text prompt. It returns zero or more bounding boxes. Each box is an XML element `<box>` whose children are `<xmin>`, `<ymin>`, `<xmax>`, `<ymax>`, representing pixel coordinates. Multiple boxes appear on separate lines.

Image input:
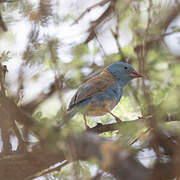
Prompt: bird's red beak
<box><xmin>130</xmin><ymin>70</ymin><xmax>143</xmax><ymax>78</ymax></box>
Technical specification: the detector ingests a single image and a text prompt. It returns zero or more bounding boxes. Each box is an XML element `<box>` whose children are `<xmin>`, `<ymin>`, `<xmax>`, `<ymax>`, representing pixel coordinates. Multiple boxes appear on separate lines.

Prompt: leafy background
<box><xmin>0</xmin><ymin>0</ymin><xmax>180</xmax><ymax>179</ymax></box>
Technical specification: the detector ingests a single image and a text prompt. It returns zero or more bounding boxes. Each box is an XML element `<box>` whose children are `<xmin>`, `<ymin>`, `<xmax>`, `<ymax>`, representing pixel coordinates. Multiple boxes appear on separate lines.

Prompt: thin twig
<box><xmin>0</xmin><ymin>11</ymin><xmax>7</xmax><ymax>31</ymax></box>
<box><xmin>87</xmin><ymin>119</ymin><xmax>143</xmax><ymax>134</ymax></box>
<box><xmin>95</xmin><ymin>31</ymin><xmax>107</xmax><ymax>56</ymax></box>
<box><xmin>139</xmin><ymin>0</ymin><xmax>152</xmax><ymax>97</ymax></box>
<box><xmin>130</xmin><ymin>128</ymin><xmax>152</xmax><ymax>145</ymax></box>
<box><xmin>27</xmin><ymin>160</ymin><xmax>68</xmax><ymax>179</ymax></box>
<box><xmin>73</xmin><ymin>0</ymin><xmax>110</xmax><ymax>24</ymax></box>
<box><xmin>0</xmin><ymin>64</ymin><xmax>26</xmax><ymax>151</ymax></box>
<box><xmin>134</xmin><ymin>30</ymin><xmax>180</xmax><ymax>54</ymax></box>
<box><xmin>48</xmin><ymin>39</ymin><xmax>66</xmax><ymax>107</ymax></box>
<box><xmin>11</xmin><ymin>121</ymin><xmax>26</xmax><ymax>152</ymax></box>
<box><xmin>84</xmin><ymin>0</ymin><xmax>116</xmax><ymax>43</ymax></box>
<box><xmin>111</xmin><ymin>28</ymin><xmax>125</xmax><ymax>60</ymax></box>
<box><xmin>0</xmin><ymin>64</ymin><xmax>6</xmax><ymax>96</ymax></box>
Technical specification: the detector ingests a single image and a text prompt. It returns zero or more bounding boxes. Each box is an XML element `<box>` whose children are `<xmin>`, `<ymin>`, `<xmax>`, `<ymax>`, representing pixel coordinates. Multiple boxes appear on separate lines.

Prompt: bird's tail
<box><xmin>55</xmin><ymin>107</ymin><xmax>78</xmax><ymax>130</ymax></box>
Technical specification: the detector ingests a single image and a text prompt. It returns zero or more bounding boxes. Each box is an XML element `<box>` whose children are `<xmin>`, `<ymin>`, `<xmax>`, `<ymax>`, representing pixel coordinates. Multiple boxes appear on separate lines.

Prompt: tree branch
<box><xmin>0</xmin><ymin>11</ymin><xmax>7</xmax><ymax>32</ymax></box>
<box><xmin>0</xmin><ymin>96</ymin><xmax>34</xmax><ymax>128</ymax></box>
<box><xmin>73</xmin><ymin>0</ymin><xmax>110</xmax><ymax>24</ymax></box>
<box><xmin>65</xmin><ymin>132</ymin><xmax>150</xmax><ymax>180</ymax></box>
<box><xmin>0</xmin><ymin>131</ymin><xmax>150</xmax><ymax>180</ymax></box>
<box><xmin>84</xmin><ymin>0</ymin><xmax>117</xmax><ymax>43</ymax></box>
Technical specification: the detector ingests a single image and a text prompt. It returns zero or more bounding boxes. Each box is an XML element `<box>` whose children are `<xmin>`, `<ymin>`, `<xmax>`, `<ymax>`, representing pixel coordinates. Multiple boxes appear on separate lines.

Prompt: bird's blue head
<box><xmin>107</xmin><ymin>62</ymin><xmax>142</xmax><ymax>87</ymax></box>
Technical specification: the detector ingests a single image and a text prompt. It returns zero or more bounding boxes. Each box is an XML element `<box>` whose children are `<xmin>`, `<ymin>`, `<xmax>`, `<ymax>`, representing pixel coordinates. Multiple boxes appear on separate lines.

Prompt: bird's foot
<box><xmin>108</xmin><ymin>111</ymin><xmax>121</xmax><ymax>122</ymax></box>
<box><xmin>114</xmin><ymin>117</ymin><xmax>122</xmax><ymax>122</ymax></box>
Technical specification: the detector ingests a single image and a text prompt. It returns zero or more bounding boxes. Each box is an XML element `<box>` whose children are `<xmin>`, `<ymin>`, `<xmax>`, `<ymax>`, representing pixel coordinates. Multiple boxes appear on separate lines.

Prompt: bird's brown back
<box><xmin>68</xmin><ymin>68</ymin><xmax>115</xmax><ymax>110</ymax></box>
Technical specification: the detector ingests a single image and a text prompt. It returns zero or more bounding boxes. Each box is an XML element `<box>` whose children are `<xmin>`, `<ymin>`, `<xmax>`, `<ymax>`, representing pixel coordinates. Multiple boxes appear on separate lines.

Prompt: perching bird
<box><xmin>58</xmin><ymin>62</ymin><xmax>142</xmax><ymax>129</ymax></box>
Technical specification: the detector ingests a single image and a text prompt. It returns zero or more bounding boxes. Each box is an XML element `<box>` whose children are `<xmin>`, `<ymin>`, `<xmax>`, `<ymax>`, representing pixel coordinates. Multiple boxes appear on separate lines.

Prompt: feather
<box><xmin>68</xmin><ymin>68</ymin><xmax>115</xmax><ymax>111</ymax></box>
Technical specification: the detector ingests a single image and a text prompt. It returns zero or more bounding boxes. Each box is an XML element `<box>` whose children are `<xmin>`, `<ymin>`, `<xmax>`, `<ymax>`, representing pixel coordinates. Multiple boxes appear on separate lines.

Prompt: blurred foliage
<box><xmin>0</xmin><ymin>0</ymin><xmax>180</xmax><ymax>179</ymax></box>
<box><xmin>0</xmin><ymin>51</ymin><xmax>10</xmax><ymax>63</ymax></box>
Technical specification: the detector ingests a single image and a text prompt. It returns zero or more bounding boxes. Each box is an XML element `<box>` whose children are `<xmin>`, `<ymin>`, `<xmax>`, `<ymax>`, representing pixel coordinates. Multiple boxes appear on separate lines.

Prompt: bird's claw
<box><xmin>115</xmin><ymin>117</ymin><xmax>122</xmax><ymax>122</ymax></box>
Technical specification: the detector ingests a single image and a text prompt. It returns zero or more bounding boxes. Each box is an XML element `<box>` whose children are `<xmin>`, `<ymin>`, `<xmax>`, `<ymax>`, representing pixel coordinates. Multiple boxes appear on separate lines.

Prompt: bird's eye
<box><xmin>124</xmin><ymin>66</ymin><xmax>128</xmax><ymax>70</ymax></box>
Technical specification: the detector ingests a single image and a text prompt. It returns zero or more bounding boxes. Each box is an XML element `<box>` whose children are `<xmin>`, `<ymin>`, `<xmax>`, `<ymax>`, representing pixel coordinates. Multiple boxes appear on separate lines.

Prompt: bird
<box><xmin>58</xmin><ymin>62</ymin><xmax>142</xmax><ymax>129</ymax></box>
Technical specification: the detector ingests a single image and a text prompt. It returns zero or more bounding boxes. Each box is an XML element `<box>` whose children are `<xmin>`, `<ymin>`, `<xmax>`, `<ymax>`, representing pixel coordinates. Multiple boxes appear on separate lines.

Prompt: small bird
<box><xmin>59</xmin><ymin>62</ymin><xmax>142</xmax><ymax>129</ymax></box>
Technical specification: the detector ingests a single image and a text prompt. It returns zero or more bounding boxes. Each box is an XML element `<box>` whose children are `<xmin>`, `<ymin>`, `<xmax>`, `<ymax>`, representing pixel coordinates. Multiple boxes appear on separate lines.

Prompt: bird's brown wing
<box><xmin>68</xmin><ymin>69</ymin><xmax>115</xmax><ymax>110</ymax></box>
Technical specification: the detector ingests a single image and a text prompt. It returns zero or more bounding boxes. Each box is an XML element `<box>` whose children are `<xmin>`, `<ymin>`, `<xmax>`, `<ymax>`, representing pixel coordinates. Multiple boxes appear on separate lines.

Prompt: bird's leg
<box><xmin>83</xmin><ymin>114</ymin><xmax>89</xmax><ymax>129</ymax></box>
<box><xmin>108</xmin><ymin>111</ymin><xmax>121</xmax><ymax>122</ymax></box>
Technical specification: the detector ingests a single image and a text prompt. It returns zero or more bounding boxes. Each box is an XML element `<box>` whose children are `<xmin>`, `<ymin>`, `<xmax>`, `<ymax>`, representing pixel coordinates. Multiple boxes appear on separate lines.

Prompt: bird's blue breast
<box><xmin>101</xmin><ymin>83</ymin><xmax>122</xmax><ymax>104</ymax></box>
